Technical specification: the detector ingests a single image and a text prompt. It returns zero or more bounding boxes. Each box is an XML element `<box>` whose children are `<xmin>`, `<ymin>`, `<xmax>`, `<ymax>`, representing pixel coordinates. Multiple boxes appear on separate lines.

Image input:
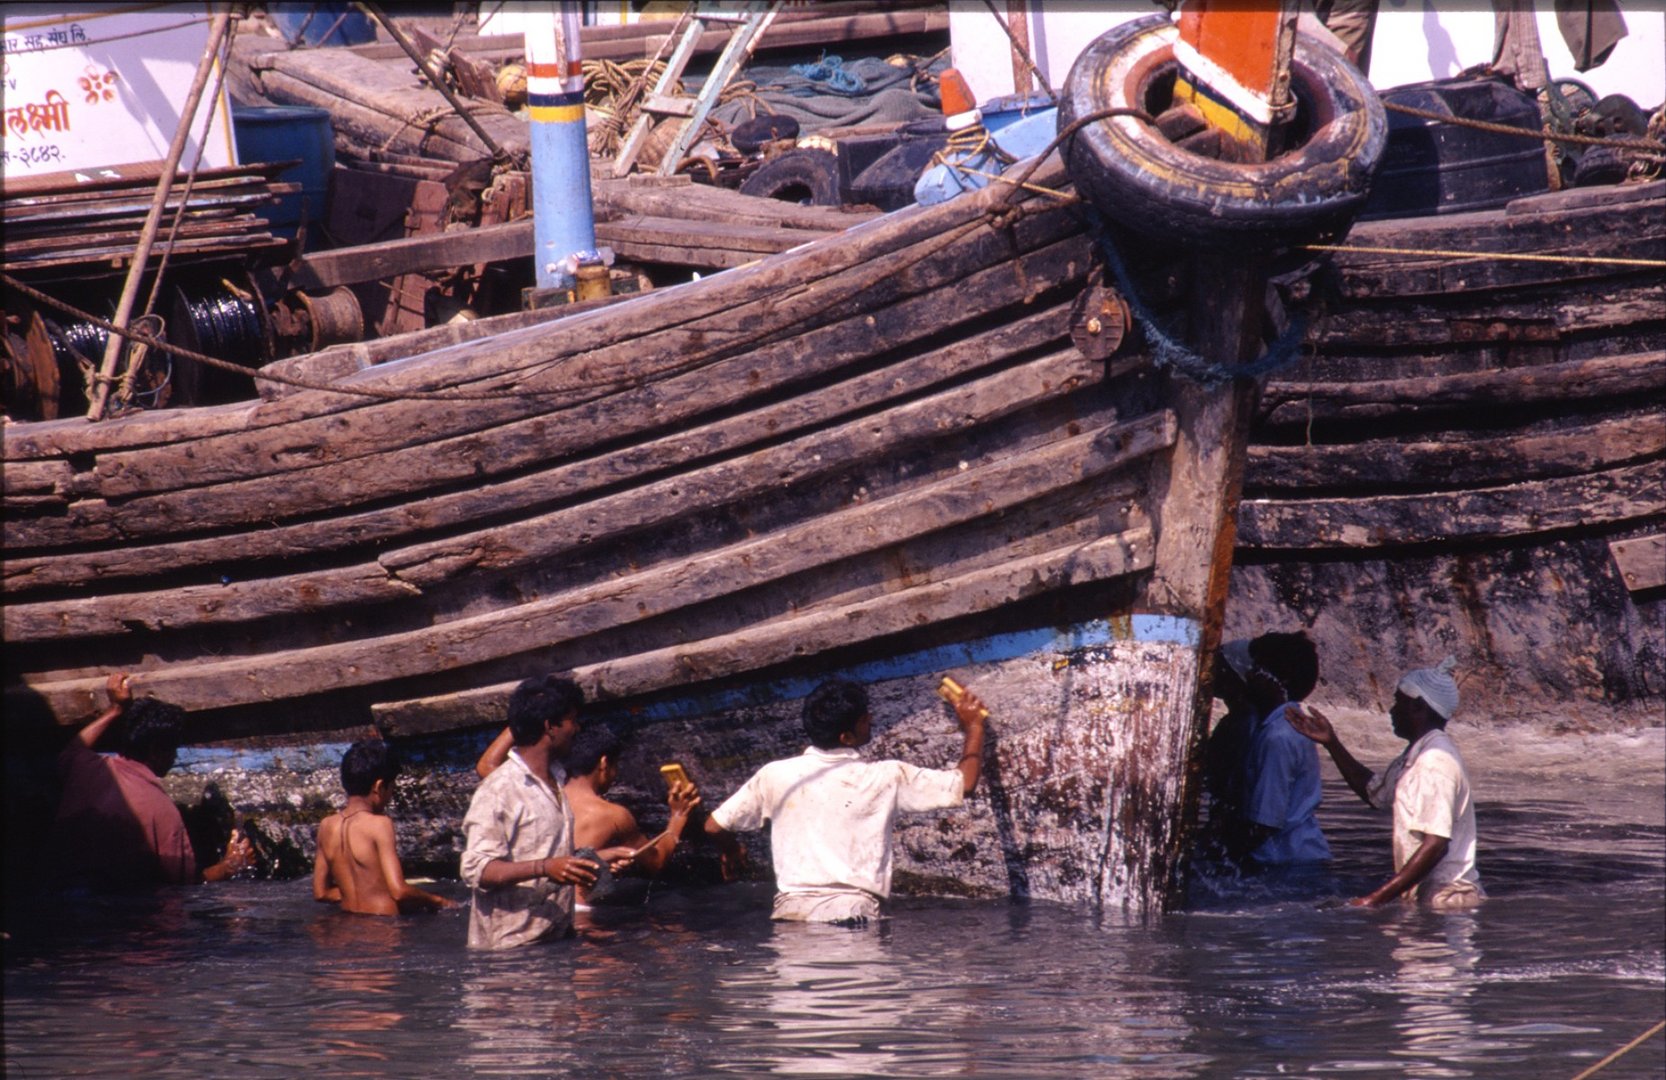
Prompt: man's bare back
<box><xmin>567</xmin><ymin>786</ymin><xmax>644</xmax><ymax>853</ymax></box>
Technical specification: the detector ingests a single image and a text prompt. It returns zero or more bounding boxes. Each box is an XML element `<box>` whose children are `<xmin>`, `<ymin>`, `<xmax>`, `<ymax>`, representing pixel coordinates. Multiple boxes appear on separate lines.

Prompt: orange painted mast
<box><xmin>1172</xmin><ymin>0</ymin><xmax>1301</xmax><ymax>157</ymax></box>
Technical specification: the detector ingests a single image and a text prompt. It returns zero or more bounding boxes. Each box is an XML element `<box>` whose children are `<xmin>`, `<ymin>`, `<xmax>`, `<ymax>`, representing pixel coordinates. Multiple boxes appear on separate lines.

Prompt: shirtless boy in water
<box><xmin>314</xmin><ymin>739</ymin><xmax>452</xmax><ymax>916</ymax></box>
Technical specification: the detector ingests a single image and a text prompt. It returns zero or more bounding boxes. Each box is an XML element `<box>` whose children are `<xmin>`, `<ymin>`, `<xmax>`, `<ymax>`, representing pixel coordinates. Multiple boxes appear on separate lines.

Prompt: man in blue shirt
<box><xmin>1231</xmin><ymin>632</ymin><xmax>1330</xmax><ymax>868</ymax></box>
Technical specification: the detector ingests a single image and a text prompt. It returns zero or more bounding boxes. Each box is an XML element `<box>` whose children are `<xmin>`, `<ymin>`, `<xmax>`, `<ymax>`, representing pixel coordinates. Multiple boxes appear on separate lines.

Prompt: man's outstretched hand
<box><xmin>1286</xmin><ymin>703</ymin><xmax>1337</xmax><ymax>746</ymax></box>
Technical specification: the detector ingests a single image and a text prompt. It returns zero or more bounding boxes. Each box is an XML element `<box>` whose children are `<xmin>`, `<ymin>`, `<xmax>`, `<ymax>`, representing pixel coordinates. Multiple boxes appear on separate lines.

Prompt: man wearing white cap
<box><xmin>1288</xmin><ymin>656</ymin><xmax>1483</xmax><ymax>909</ymax></box>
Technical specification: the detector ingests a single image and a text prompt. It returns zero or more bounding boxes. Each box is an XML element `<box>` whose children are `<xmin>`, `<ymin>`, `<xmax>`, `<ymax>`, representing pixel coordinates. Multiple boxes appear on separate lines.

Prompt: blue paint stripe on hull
<box><xmin>616</xmin><ymin>614</ymin><xmax>1201</xmax><ymax>723</ymax></box>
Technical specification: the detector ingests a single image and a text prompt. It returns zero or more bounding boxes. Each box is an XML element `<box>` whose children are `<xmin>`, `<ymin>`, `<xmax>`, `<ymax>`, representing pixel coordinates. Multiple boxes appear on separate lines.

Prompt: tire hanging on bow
<box><xmin>1057</xmin><ymin>14</ymin><xmax>1386</xmax><ymax>251</ymax></box>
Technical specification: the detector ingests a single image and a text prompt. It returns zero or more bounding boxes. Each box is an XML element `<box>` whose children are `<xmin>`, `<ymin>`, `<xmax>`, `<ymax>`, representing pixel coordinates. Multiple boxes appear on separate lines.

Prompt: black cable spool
<box><xmin>170</xmin><ymin>285</ymin><xmax>267</xmax><ymax>405</ymax></box>
<box><xmin>45</xmin><ymin>318</ymin><xmax>110</xmax><ymax>371</ymax></box>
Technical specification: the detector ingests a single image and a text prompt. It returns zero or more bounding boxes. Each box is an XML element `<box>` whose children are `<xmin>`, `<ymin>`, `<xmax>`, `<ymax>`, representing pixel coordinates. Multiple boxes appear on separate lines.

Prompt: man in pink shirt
<box><xmin>51</xmin><ymin>673</ymin><xmax>252</xmax><ymax>889</ymax></box>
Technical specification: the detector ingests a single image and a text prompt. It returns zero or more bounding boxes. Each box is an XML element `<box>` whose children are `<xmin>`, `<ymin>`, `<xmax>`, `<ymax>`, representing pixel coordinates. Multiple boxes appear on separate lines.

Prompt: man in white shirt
<box><xmin>704</xmin><ymin>677</ymin><xmax>988</xmax><ymax>924</ymax></box>
<box><xmin>1289</xmin><ymin>656</ymin><xmax>1483</xmax><ymax>909</ymax></box>
<box><xmin>459</xmin><ymin>675</ymin><xmax>619</xmax><ymax>949</ymax></box>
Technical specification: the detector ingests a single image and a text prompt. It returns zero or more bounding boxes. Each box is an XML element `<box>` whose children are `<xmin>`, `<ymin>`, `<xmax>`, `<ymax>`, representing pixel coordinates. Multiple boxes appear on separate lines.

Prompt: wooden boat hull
<box><xmin>1235</xmin><ymin>180</ymin><xmax>1666</xmax><ymax>727</ymax></box>
<box><xmin>4</xmin><ymin>163</ymin><xmax>1237</xmax><ymax>909</ymax></box>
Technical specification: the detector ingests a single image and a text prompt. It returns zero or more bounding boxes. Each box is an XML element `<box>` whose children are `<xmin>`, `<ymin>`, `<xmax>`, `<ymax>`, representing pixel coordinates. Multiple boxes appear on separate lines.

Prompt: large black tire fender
<box><xmin>738</xmin><ymin>148</ymin><xmax>842</xmax><ymax>206</ymax></box>
<box><xmin>1059</xmin><ymin>14</ymin><xmax>1386</xmax><ymax>249</ymax></box>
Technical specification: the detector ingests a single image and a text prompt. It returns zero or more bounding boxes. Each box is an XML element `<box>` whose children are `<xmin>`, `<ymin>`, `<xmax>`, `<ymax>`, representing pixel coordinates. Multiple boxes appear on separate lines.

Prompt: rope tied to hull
<box><xmin>974</xmin><ymin>106</ymin><xmax>1312</xmax><ymax>385</ymax></box>
<box><xmin>1082</xmin><ymin>205</ymin><xmax>1312</xmax><ymax>385</ymax></box>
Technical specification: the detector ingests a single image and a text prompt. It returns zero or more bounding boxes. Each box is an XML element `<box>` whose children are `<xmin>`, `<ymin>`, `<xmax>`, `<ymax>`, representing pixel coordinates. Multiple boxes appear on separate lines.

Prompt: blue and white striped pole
<box><xmin>525</xmin><ymin>5</ymin><xmax>598</xmax><ymax>292</ymax></box>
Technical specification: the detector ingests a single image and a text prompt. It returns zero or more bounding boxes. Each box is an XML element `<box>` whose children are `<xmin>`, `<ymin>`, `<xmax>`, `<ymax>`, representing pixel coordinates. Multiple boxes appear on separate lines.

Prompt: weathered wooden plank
<box><xmin>593</xmin><ymin>181</ymin><xmax>876</xmax><ymax>233</ymax></box>
<box><xmin>0</xmin><ymin>495</ymin><xmax>62</xmax><ymax>512</ymax></box>
<box><xmin>1</xmin><ymin>564</ymin><xmax>417</xmax><ymax>643</ymax></box>
<box><xmin>346</xmin><ymin>8</ymin><xmax>948</xmax><ymax>66</ymax></box>
<box><xmin>1331</xmin><ymin>198</ymin><xmax>1666</xmax><ymax>297</ymax></box>
<box><xmin>255</xmin><ymin>288</ymin><xmax>649</xmax><ymax>400</ymax></box>
<box><xmin>375</xmin><ymin>525</ymin><xmax>1157</xmax><ymax>738</ymax></box>
<box><xmin>1</xmin><ymin>161</ymin><xmax>291</xmax><ymax>201</ymax></box>
<box><xmin>380</xmin><ymin>346</ymin><xmax>1115</xmax><ymax>589</ymax></box>
<box><xmin>1332</xmin><ymin>246</ymin><xmax>1665</xmax><ymax>297</ymax></box>
<box><xmin>594</xmin><ymin>214</ymin><xmax>834</xmax><ymax>266</ymax></box>
<box><xmin>2</xmin><ymin>303</ymin><xmax>1083</xmax><ymax>591</ymax></box>
<box><xmin>11</xmin><ymin>229</ymin><xmax>1091</xmax><ymax>546</ymax></box>
<box><xmin>283</xmin><ymin>212</ymin><xmax>837</xmax><ymax>290</ymax></box>
<box><xmin>287</xmin><ymin>219</ymin><xmax>533</xmax><ymax>290</ymax></box>
<box><xmin>1310</xmin><ymin>284</ymin><xmax>1663</xmax><ymax>351</ymax></box>
<box><xmin>15</xmin><ymin>412</ymin><xmax>1174</xmax><ymax>715</ymax></box>
<box><xmin>3</xmin><ymin>161</ymin><xmax>1071</xmax><ymax>463</ymax></box>
<box><xmin>1260</xmin><ymin>351</ymin><xmax>1664</xmax><ymax>426</ymax></box>
<box><xmin>1</xmin><ymin>459</ymin><xmax>72</xmax><ymax>496</ymax></box>
<box><xmin>1237</xmin><ymin>458</ymin><xmax>1665</xmax><ymax>549</ymax></box>
<box><xmin>249</xmin><ymin>50</ymin><xmax>530</xmax><ymax>164</ymax></box>
<box><xmin>4</xmin><ymin>345</ymin><xmax>1107</xmax><ymax>639</ymax></box>
<box><xmin>251</xmin><ymin>69</ymin><xmax>499</xmax><ymax>164</ymax></box>
<box><xmin>1503</xmin><ymin>179</ymin><xmax>1666</xmax><ymax>216</ymax></box>
<box><xmin>1146</xmin><ymin>257</ymin><xmax>1262</xmax><ymax>621</ymax></box>
<box><xmin>1344</xmin><ymin>181</ymin><xmax>1664</xmax><ymax>251</ymax></box>
<box><xmin>1609</xmin><ymin>533</ymin><xmax>1665</xmax><ymax>593</ymax></box>
<box><xmin>1246</xmin><ymin>413</ymin><xmax>1666</xmax><ymax>492</ymax></box>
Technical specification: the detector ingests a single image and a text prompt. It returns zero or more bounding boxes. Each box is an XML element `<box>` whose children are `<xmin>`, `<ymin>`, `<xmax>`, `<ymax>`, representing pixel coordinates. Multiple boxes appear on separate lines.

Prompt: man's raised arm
<box><xmin>953</xmin><ymin>691</ymin><xmax>988</xmax><ymax>796</ymax></box>
<box><xmin>1287</xmin><ymin>705</ymin><xmax>1376</xmax><ymax>806</ymax></box>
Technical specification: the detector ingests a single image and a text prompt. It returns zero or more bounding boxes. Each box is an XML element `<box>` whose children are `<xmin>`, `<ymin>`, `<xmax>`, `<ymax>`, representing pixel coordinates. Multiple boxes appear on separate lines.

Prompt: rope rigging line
<box><xmin>1568</xmin><ymin>1019</ymin><xmax>1665</xmax><ymax>1080</ymax></box>
<box><xmin>1304</xmin><ymin>242</ymin><xmax>1666</xmax><ymax>269</ymax></box>
<box><xmin>978</xmin><ymin>0</ymin><xmax>1059</xmax><ymax>105</ymax></box>
<box><xmin>1382</xmin><ymin>99</ymin><xmax>1664</xmax><ymax>153</ymax></box>
<box><xmin>121</xmin><ymin>14</ymin><xmax>243</xmax><ymax>411</ymax></box>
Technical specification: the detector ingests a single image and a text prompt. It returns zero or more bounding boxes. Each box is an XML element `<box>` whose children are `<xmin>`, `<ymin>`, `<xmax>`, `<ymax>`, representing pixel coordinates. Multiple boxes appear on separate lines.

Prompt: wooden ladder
<box><xmin>612</xmin><ymin>1</ymin><xmax>783</xmax><ymax>178</ymax></box>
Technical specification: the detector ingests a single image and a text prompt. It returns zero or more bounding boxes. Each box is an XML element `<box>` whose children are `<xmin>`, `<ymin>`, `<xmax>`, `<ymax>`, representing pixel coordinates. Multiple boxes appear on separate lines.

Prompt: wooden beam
<box><xmin>1259</xmin><ymin>351</ymin><xmax>1664</xmax><ymax>427</ymax></box>
<box><xmin>1328</xmin><ymin>184</ymin><xmax>1666</xmax><ymax>297</ymax></box>
<box><xmin>288</xmin><ymin>219</ymin><xmax>533</xmax><ymax>290</ymax></box>
<box><xmin>1609</xmin><ymin>533</ymin><xmax>1665</xmax><ymax>594</ymax></box>
<box><xmin>343</xmin><ymin>8</ymin><xmax>948</xmax><ymax>65</ymax></box>
<box><xmin>1237</xmin><ymin>458</ymin><xmax>1665</xmax><ymax>549</ymax></box>
<box><xmin>375</xmin><ymin>526</ymin><xmax>1156</xmax><ymax>738</ymax></box>
<box><xmin>594</xmin><ymin>179</ymin><xmax>875</xmax><ymax>232</ymax></box>
<box><xmin>1310</xmin><ymin>284</ymin><xmax>1662</xmax><ymax>351</ymax></box>
<box><xmin>245</xmin><ymin>49</ymin><xmax>529</xmax><ymax>164</ymax></box>
<box><xmin>0</xmin><ymin>460</ymin><xmax>71</xmax><ymax>496</ymax></box>
<box><xmin>594</xmin><ymin>214</ymin><xmax>834</xmax><ymax>268</ymax></box>
<box><xmin>1246</xmin><ymin>413</ymin><xmax>1666</xmax><ymax>492</ymax></box>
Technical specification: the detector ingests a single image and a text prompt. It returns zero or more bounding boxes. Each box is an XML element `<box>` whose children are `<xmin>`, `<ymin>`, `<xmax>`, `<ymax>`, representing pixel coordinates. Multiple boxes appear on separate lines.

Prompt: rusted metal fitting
<box><xmin>1069</xmin><ymin>281</ymin><xmax>1133</xmax><ymax>360</ymax></box>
